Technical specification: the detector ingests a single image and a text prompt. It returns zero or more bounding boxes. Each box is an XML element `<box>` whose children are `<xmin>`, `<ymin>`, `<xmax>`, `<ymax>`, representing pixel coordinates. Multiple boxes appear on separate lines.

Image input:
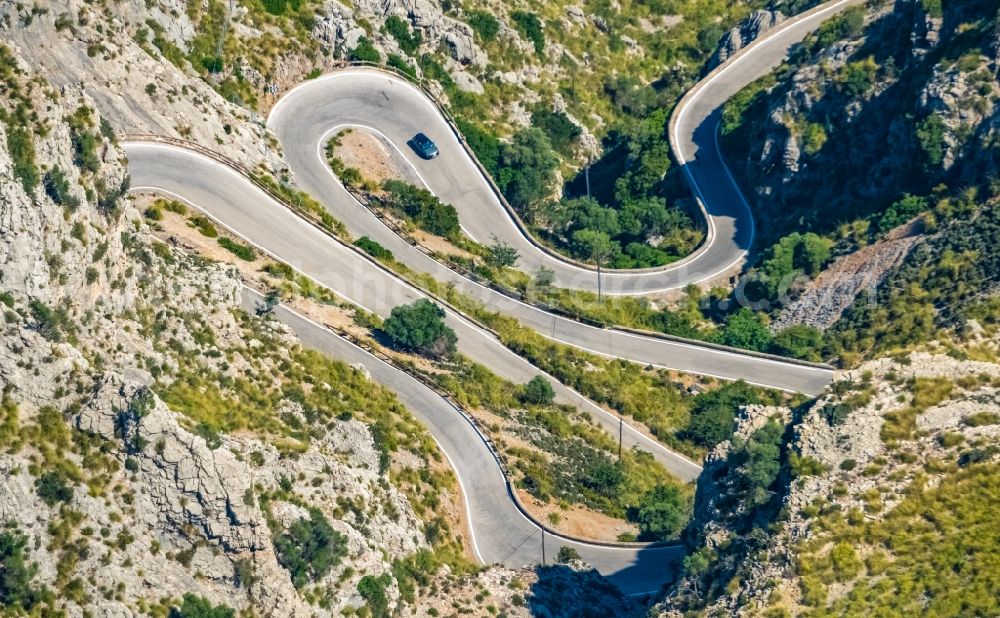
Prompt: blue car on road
<box><xmin>410</xmin><ymin>132</ymin><xmax>440</xmax><ymax>159</ymax></box>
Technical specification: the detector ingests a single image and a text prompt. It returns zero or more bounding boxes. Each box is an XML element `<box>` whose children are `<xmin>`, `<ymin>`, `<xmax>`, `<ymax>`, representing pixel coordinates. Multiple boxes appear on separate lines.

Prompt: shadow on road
<box><xmin>527</xmin><ymin>544</ymin><xmax>681</xmax><ymax>617</ymax></box>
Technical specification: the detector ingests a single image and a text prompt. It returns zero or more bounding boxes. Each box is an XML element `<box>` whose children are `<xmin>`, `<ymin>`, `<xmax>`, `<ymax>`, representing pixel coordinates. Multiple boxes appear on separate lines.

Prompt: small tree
<box><xmin>34</xmin><ymin>472</ymin><xmax>74</xmax><ymax>506</ymax></box>
<box><xmin>634</xmin><ymin>484</ymin><xmax>687</xmax><ymax>540</ymax></box>
<box><xmin>485</xmin><ymin>235</ymin><xmax>519</xmax><ymax>269</ymax></box>
<box><xmin>381</xmin><ymin>299</ymin><xmax>457</xmax><ymax>359</ymax></box>
<box><xmin>521</xmin><ymin>375</ymin><xmax>555</xmax><ymax>405</ymax></box>
<box><xmin>556</xmin><ymin>546</ymin><xmax>581</xmax><ymax>563</ymax></box>
<box><xmin>571</xmin><ymin>229</ymin><xmax>615</xmax><ymax>265</ymax></box>
<box><xmin>273</xmin><ymin>509</ymin><xmax>347</xmax><ymax>588</ymax></box>
<box><xmin>721</xmin><ymin>308</ymin><xmax>772</xmax><ymax>352</ymax></box>
<box><xmin>771</xmin><ymin>324</ymin><xmax>823</xmax><ymax>361</ymax></box>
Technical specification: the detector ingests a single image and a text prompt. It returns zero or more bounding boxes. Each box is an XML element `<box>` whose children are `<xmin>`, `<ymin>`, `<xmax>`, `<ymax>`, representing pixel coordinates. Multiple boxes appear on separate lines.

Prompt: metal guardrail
<box><xmin>331</xmin><ymin>61</ymin><xmax>711</xmax><ymax>275</ymax></box>
<box><xmin>127</xmin><ymin>132</ymin><xmax>832</xmax><ymax>376</ymax></box>
<box><xmin>343</xmin><ymin>180</ymin><xmax>834</xmax><ymax>372</ymax></box>
<box><xmin>265</xmin><ymin>305</ymin><xmax>673</xmax><ymax>550</ymax></box>
<box><xmin>309</xmin><ymin>65</ymin><xmax>835</xmax><ymax>370</ymax></box>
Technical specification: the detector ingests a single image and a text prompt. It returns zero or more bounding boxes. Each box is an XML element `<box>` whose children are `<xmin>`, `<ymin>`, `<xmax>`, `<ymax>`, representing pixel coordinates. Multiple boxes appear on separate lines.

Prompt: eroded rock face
<box><xmin>712</xmin><ymin>9</ymin><xmax>784</xmax><ymax>66</ymax></box>
<box><xmin>658</xmin><ymin>341</ymin><xmax>1000</xmax><ymax>616</ymax></box>
<box><xmin>918</xmin><ymin>58</ymin><xmax>999</xmax><ymax>170</ymax></box>
<box><xmin>78</xmin><ymin>374</ymin><xmax>267</xmax><ymax>553</ymax></box>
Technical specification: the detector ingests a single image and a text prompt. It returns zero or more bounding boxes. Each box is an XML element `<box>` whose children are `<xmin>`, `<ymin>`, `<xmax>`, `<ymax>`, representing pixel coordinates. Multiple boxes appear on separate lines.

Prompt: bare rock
<box><xmin>713</xmin><ymin>10</ymin><xmax>783</xmax><ymax>66</ymax></box>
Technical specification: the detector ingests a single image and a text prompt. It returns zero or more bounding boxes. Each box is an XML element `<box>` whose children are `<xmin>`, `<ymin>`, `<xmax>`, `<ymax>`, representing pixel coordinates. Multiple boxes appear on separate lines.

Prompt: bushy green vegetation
<box><xmin>217</xmin><ymin>236</ymin><xmax>256</xmax><ymax>261</ymax></box>
<box><xmin>532</xmin><ymin>108</ymin><xmax>581</xmax><ymax>155</ymax></box>
<box><xmin>189</xmin><ymin>215</ymin><xmax>218</xmax><ymax>238</ymax></box>
<box><xmin>0</xmin><ymin>525</ymin><xmax>43</xmax><ymax>610</ymax></box>
<box><xmin>521</xmin><ymin>375</ymin><xmax>555</xmax><ymax>405</ymax></box>
<box><xmin>384</xmin><ymin>15</ymin><xmax>421</xmax><ymax>55</ymax></box>
<box><xmin>272</xmin><ymin>508</ymin><xmax>346</xmax><ymax>588</ymax></box>
<box><xmin>828</xmin><ymin>194</ymin><xmax>1000</xmax><ymax>362</ymax></box>
<box><xmin>511</xmin><ymin>11</ymin><xmax>544</xmax><ymax>55</ymax></box>
<box><xmin>66</xmin><ymin>106</ymin><xmax>101</xmax><ymax>174</ymax></box>
<box><xmin>349</xmin><ymin>36</ymin><xmax>381</xmax><ymax>63</ymax></box>
<box><xmin>354</xmin><ymin>236</ymin><xmax>393</xmax><ymax>260</ymax></box>
<box><xmin>43</xmin><ymin>168</ymin><xmax>80</xmax><ymax>210</ymax></box>
<box><xmin>465</xmin><ymin>11</ymin><xmax>500</xmax><ymax>42</ymax></box>
<box><xmin>169</xmin><ymin>593</ymin><xmax>235</xmax><ymax>618</ymax></box>
<box><xmin>6</xmin><ymin>126</ymin><xmax>39</xmax><ymax>194</ymax></box>
<box><xmin>379</xmin><ymin>180</ymin><xmax>460</xmax><ymax>240</ymax></box>
<box><xmin>34</xmin><ymin>471</ymin><xmax>74</xmax><ymax>506</ymax></box>
<box><xmin>634</xmin><ymin>483</ymin><xmax>687</xmax><ymax>540</ymax></box>
<box><xmin>358</xmin><ymin>573</ymin><xmax>393</xmax><ymax>618</ymax></box>
<box><xmin>792</xmin><ymin>462</ymin><xmax>1000</xmax><ymax>616</ymax></box>
<box><xmin>381</xmin><ymin>299</ymin><xmax>457</xmax><ymax>359</ymax></box>
<box><xmin>680</xmin><ymin>381</ymin><xmax>762</xmax><ymax>449</ymax></box>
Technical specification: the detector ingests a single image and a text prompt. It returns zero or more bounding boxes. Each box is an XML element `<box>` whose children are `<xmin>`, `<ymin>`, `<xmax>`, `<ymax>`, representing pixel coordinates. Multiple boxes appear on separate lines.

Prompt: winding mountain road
<box><xmin>124</xmin><ymin>0</ymin><xmax>858</xmax><ymax>595</ymax></box>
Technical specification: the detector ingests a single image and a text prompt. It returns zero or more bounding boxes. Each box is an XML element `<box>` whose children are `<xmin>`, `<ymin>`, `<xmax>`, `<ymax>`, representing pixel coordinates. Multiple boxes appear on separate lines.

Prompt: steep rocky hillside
<box><xmin>725</xmin><ymin>0</ymin><xmax>999</xmax><ymax>238</ymax></box>
<box><xmin>0</xmin><ymin>48</ymin><xmax>525</xmax><ymax>616</ymax></box>
<box><xmin>654</xmin><ymin>328</ymin><xmax>1000</xmax><ymax>616</ymax></box>
<box><xmin>714</xmin><ymin>0</ymin><xmax>1000</xmax><ymax>363</ymax></box>
<box><xmin>0</xmin><ymin>0</ymin><xmax>809</xmax><ymax>271</ymax></box>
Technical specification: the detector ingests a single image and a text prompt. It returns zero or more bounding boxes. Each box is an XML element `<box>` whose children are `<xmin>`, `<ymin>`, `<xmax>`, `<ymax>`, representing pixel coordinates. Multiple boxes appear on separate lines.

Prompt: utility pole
<box><xmin>541</xmin><ymin>529</ymin><xmax>546</xmax><ymax>565</ymax></box>
<box><xmin>597</xmin><ymin>256</ymin><xmax>602</xmax><ymax>301</ymax></box>
<box><xmin>618</xmin><ymin>416</ymin><xmax>623</xmax><ymax>462</ymax></box>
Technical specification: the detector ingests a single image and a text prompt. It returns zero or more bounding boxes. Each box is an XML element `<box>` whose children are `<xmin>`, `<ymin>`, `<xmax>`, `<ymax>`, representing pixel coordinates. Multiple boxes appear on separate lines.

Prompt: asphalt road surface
<box><xmin>124</xmin><ymin>0</ymin><xmax>858</xmax><ymax>594</ymax></box>
<box><xmin>241</xmin><ymin>288</ymin><xmax>684</xmax><ymax>596</ymax></box>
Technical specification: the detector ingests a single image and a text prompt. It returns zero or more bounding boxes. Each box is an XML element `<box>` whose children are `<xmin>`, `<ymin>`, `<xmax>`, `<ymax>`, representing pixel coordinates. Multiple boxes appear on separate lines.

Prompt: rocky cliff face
<box><xmin>655</xmin><ymin>327</ymin><xmax>1000</xmax><ymax>616</ymax></box>
<box><xmin>725</xmin><ymin>0</ymin><xmax>1000</xmax><ymax>236</ymax></box>
<box><xmin>0</xmin><ymin>50</ymin><xmax>447</xmax><ymax>616</ymax></box>
<box><xmin>712</xmin><ymin>9</ymin><xmax>784</xmax><ymax>66</ymax></box>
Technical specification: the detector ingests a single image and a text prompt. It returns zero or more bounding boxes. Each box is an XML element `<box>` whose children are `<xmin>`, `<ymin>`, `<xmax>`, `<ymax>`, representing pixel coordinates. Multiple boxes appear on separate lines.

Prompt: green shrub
<box><xmin>384</xmin><ymin>15</ymin><xmax>421</xmax><ymax>54</ymax></box>
<box><xmin>218</xmin><ymin>237</ymin><xmax>256</xmax><ymax>261</ymax></box>
<box><xmin>0</xmin><ymin>526</ymin><xmax>40</xmax><ymax>609</ymax></box>
<box><xmin>722</xmin><ymin>308</ymin><xmax>771</xmax><ymax>352</ymax></box>
<box><xmin>261</xmin><ymin>0</ymin><xmax>301</xmax><ymax>16</ymax></box>
<box><xmin>7</xmin><ymin>126</ymin><xmax>39</xmax><ymax>193</ymax></box>
<box><xmin>35</xmin><ymin>471</ymin><xmax>74</xmax><ymax>506</ymax></box>
<box><xmin>349</xmin><ymin>37</ymin><xmax>381</xmax><ymax>63</ymax></box>
<box><xmin>387</xmin><ymin>54</ymin><xmax>416</xmax><ymax>78</ymax></box>
<box><xmin>731</xmin><ymin>419</ymin><xmax>784</xmax><ymax>506</ymax></box>
<box><xmin>915</xmin><ymin>113</ymin><xmax>946</xmax><ymax>168</ymax></box>
<box><xmin>467</xmin><ymin>11</ymin><xmax>500</xmax><ymax>41</ymax></box>
<box><xmin>262</xmin><ymin>261</ymin><xmax>295</xmax><ymax>279</ymax></box>
<box><xmin>511</xmin><ymin>11</ymin><xmax>544</xmax><ymax>54</ymax></box>
<box><xmin>169</xmin><ymin>593</ymin><xmax>235</xmax><ymax>618</ymax></box>
<box><xmin>633</xmin><ymin>484</ymin><xmax>687</xmax><ymax>540</ymax></box>
<box><xmin>381</xmin><ymin>299</ymin><xmax>457</xmax><ymax>359</ymax></box>
<box><xmin>790</xmin><ymin>452</ymin><xmax>826</xmax><ymax>477</ymax></box>
<box><xmin>556</xmin><ymin>546</ymin><xmax>581</xmax><ymax>563</ymax></box>
<box><xmin>273</xmin><ymin>508</ymin><xmax>347</xmax><ymax>588</ymax></box>
<box><xmin>189</xmin><ymin>215</ymin><xmax>218</xmax><ymax>238</ymax></box>
<box><xmin>358</xmin><ymin>573</ymin><xmax>393</xmax><ymax>618</ymax></box>
<box><xmin>771</xmin><ymin>324</ymin><xmax>823</xmax><ymax>361</ymax></box>
<box><xmin>521</xmin><ymin>375</ymin><xmax>555</xmax><ymax>405</ymax></box>
<box><xmin>43</xmin><ymin>167</ymin><xmax>80</xmax><ymax>209</ymax></box>
<box><xmin>485</xmin><ymin>236</ymin><xmax>519</xmax><ymax>269</ymax></box>
<box><xmin>879</xmin><ymin>194</ymin><xmax>927</xmax><ymax>232</ymax></box>
<box><xmin>381</xmin><ymin>180</ymin><xmax>460</xmax><ymax>240</ymax></box>
<box><xmin>355</xmin><ymin>236</ymin><xmax>393</xmax><ymax>260</ymax></box>
<box><xmin>532</xmin><ymin>108</ymin><xmax>581</xmax><ymax>154</ymax></box>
